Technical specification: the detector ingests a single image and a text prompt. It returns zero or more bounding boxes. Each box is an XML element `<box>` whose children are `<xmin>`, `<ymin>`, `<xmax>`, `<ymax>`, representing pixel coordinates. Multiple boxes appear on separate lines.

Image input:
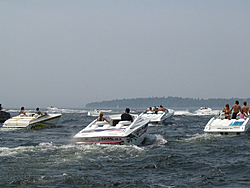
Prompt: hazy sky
<box><xmin>1</xmin><ymin>0</ymin><xmax>249</xmax><ymax>108</ymax></box>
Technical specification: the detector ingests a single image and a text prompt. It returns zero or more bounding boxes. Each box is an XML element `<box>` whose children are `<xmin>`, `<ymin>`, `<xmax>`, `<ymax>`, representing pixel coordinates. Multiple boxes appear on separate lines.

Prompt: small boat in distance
<box><xmin>46</xmin><ymin>106</ymin><xmax>59</xmax><ymax>112</ymax></box>
<box><xmin>2</xmin><ymin>111</ymin><xmax>62</xmax><ymax>129</ymax></box>
<box><xmin>73</xmin><ymin>114</ymin><xmax>149</xmax><ymax>145</ymax></box>
<box><xmin>87</xmin><ymin>109</ymin><xmax>112</xmax><ymax>116</ymax></box>
<box><xmin>204</xmin><ymin>111</ymin><xmax>250</xmax><ymax>135</ymax></box>
<box><xmin>195</xmin><ymin>107</ymin><xmax>212</xmax><ymax>114</ymax></box>
<box><xmin>141</xmin><ymin>108</ymin><xmax>174</xmax><ymax>124</ymax></box>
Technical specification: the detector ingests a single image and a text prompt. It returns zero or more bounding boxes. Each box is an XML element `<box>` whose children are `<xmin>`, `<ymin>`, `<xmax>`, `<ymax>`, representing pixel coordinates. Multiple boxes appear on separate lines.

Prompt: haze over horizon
<box><xmin>1</xmin><ymin>0</ymin><xmax>249</xmax><ymax>109</ymax></box>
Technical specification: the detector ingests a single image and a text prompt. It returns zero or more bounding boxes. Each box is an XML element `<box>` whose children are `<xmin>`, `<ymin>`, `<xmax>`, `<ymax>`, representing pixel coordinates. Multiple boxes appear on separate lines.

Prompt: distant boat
<box><xmin>47</xmin><ymin>106</ymin><xmax>59</xmax><ymax>112</ymax></box>
<box><xmin>195</xmin><ymin>107</ymin><xmax>212</xmax><ymax>114</ymax></box>
<box><xmin>141</xmin><ymin>108</ymin><xmax>174</xmax><ymax>124</ymax></box>
<box><xmin>87</xmin><ymin>109</ymin><xmax>112</xmax><ymax>116</ymax></box>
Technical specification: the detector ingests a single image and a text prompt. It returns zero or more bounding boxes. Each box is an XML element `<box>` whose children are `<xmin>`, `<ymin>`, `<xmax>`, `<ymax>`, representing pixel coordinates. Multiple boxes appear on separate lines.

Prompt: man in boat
<box><xmin>121</xmin><ymin>108</ymin><xmax>133</xmax><ymax>122</ymax></box>
<box><xmin>36</xmin><ymin>108</ymin><xmax>43</xmax><ymax>115</ymax></box>
<box><xmin>241</xmin><ymin>102</ymin><xmax>250</xmax><ymax>115</ymax></box>
<box><xmin>19</xmin><ymin>107</ymin><xmax>26</xmax><ymax>115</ymax></box>
<box><xmin>158</xmin><ymin>105</ymin><xmax>165</xmax><ymax>112</ymax></box>
<box><xmin>231</xmin><ymin>100</ymin><xmax>241</xmax><ymax>119</ymax></box>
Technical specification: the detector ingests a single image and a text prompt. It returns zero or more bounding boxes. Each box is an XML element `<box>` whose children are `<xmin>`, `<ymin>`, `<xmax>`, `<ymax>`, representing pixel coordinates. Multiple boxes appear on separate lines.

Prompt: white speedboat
<box><xmin>141</xmin><ymin>108</ymin><xmax>174</xmax><ymax>123</ymax></box>
<box><xmin>87</xmin><ymin>109</ymin><xmax>100</xmax><ymax>116</ymax></box>
<box><xmin>2</xmin><ymin>111</ymin><xmax>62</xmax><ymax>129</ymax></box>
<box><xmin>46</xmin><ymin>106</ymin><xmax>59</xmax><ymax>112</ymax></box>
<box><xmin>204</xmin><ymin>111</ymin><xmax>250</xmax><ymax>135</ymax></box>
<box><xmin>195</xmin><ymin>107</ymin><xmax>212</xmax><ymax>114</ymax></box>
<box><xmin>73</xmin><ymin>114</ymin><xmax>149</xmax><ymax>145</ymax></box>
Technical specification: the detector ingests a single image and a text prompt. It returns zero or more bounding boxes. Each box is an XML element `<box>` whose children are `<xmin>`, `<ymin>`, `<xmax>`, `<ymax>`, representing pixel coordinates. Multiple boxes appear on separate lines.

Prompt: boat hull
<box><xmin>142</xmin><ymin>108</ymin><xmax>174</xmax><ymax>123</ymax></box>
<box><xmin>0</xmin><ymin>111</ymin><xmax>11</xmax><ymax>123</ymax></box>
<box><xmin>73</xmin><ymin>114</ymin><xmax>149</xmax><ymax>145</ymax></box>
<box><xmin>204</xmin><ymin>117</ymin><xmax>250</xmax><ymax>135</ymax></box>
<box><xmin>2</xmin><ymin>113</ymin><xmax>61</xmax><ymax>129</ymax></box>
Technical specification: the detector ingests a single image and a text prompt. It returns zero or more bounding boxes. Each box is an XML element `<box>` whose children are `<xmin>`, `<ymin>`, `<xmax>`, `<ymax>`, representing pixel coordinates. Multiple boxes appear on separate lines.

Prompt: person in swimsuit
<box><xmin>241</xmin><ymin>101</ymin><xmax>250</xmax><ymax>115</ymax></box>
<box><xmin>237</xmin><ymin>110</ymin><xmax>246</xmax><ymax>119</ymax></box>
<box><xmin>19</xmin><ymin>107</ymin><xmax>26</xmax><ymax>115</ymax></box>
<box><xmin>231</xmin><ymin>100</ymin><xmax>241</xmax><ymax>119</ymax></box>
<box><xmin>158</xmin><ymin>105</ymin><xmax>165</xmax><ymax>112</ymax></box>
<box><xmin>36</xmin><ymin>107</ymin><xmax>43</xmax><ymax>115</ymax></box>
<box><xmin>222</xmin><ymin>104</ymin><xmax>231</xmax><ymax>120</ymax></box>
<box><xmin>96</xmin><ymin>112</ymin><xmax>110</xmax><ymax>123</ymax></box>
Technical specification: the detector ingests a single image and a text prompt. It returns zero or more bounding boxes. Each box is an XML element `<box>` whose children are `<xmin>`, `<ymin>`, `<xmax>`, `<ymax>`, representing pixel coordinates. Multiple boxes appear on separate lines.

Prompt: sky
<box><xmin>0</xmin><ymin>0</ymin><xmax>249</xmax><ymax>108</ymax></box>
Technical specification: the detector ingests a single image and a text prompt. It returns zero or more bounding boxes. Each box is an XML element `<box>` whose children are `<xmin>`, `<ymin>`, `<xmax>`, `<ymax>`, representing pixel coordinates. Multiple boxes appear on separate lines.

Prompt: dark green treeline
<box><xmin>85</xmin><ymin>96</ymin><xmax>250</xmax><ymax>109</ymax></box>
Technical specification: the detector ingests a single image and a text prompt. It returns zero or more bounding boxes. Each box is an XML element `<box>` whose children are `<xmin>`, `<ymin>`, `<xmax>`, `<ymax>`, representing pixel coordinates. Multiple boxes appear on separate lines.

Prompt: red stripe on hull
<box><xmin>75</xmin><ymin>140</ymin><xmax>124</xmax><ymax>145</ymax></box>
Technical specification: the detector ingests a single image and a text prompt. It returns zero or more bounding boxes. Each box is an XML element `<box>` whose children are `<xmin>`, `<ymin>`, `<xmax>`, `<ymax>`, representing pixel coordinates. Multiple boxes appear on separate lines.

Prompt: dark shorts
<box><xmin>232</xmin><ymin>112</ymin><xmax>237</xmax><ymax>119</ymax></box>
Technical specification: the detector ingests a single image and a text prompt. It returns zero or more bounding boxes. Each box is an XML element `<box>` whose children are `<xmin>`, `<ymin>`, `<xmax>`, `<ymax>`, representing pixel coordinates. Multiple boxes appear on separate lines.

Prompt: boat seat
<box><xmin>103</xmin><ymin>124</ymin><xmax>111</xmax><ymax>129</ymax></box>
<box><xmin>118</xmin><ymin>121</ymin><xmax>131</xmax><ymax>125</ymax></box>
<box><xmin>158</xmin><ymin>111</ymin><xmax>164</xmax><ymax>114</ymax></box>
<box><xmin>91</xmin><ymin>124</ymin><xmax>98</xmax><ymax>129</ymax></box>
<box><xmin>220</xmin><ymin>112</ymin><xmax>225</xmax><ymax>120</ymax></box>
<box><xmin>147</xmin><ymin>111</ymin><xmax>154</xmax><ymax>114</ymax></box>
<box><xmin>116</xmin><ymin>124</ymin><xmax>124</xmax><ymax>128</ymax></box>
<box><xmin>116</xmin><ymin>121</ymin><xmax>131</xmax><ymax>128</ymax></box>
<box><xmin>95</xmin><ymin>121</ymin><xmax>109</xmax><ymax>127</ymax></box>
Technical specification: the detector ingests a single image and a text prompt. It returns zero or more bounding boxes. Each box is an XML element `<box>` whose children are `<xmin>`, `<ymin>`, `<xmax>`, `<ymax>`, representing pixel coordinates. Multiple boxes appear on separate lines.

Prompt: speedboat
<box><xmin>87</xmin><ymin>109</ymin><xmax>100</xmax><ymax>116</ymax></box>
<box><xmin>204</xmin><ymin>111</ymin><xmax>250</xmax><ymax>135</ymax></box>
<box><xmin>141</xmin><ymin>108</ymin><xmax>174</xmax><ymax>123</ymax></box>
<box><xmin>2</xmin><ymin>111</ymin><xmax>62</xmax><ymax>129</ymax></box>
<box><xmin>46</xmin><ymin>106</ymin><xmax>59</xmax><ymax>112</ymax></box>
<box><xmin>0</xmin><ymin>111</ymin><xmax>11</xmax><ymax>123</ymax></box>
<box><xmin>73</xmin><ymin>114</ymin><xmax>149</xmax><ymax>145</ymax></box>
<box><xmin>195</xmin><ymin>107</ymin><xmax>212</xmax><ymax>114</ymax></box>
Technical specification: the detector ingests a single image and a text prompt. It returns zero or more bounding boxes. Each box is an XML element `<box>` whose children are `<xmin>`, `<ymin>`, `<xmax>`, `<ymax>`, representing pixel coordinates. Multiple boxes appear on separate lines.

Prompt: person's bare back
<box><xmin>241</xmin><ymin>102</ymin><xmax>250</xmax><ymax>114</ymax></box>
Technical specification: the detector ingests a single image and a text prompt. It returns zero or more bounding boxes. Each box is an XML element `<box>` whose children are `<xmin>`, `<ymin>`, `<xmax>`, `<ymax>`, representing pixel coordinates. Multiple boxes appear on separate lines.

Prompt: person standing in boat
<box><xmin>241</xmin><ymin>102</ymin><xmax>250</xmax><ymax>115</ymax></box>
<box><xmin>97</xmin><ymin>112</ymin><xmax>110</xmax><ymax>124</ymax></box>
<box><xmin>222</xmin><ymin>104</ymin><xmax>231</xmax><ymax>120</ymax></box>
<box><xmin>121</xmin><ymin>108</ymin><xmax>133</xmax><ymax>122</ymax></box>
<box><xmin>19</xmin><ymin>107</ymin><xmax>26</xmax><ymax>115</ymax></box>
<box><xmin>231</xmin><ymin>100</ymin><xmax>241</xmax><ymax>119</ymax></box>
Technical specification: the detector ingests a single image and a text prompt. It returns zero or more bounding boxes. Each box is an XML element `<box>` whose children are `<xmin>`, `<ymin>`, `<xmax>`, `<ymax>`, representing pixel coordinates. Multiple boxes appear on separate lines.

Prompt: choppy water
<box><xmin>1</xmin><ymin>108</ymin><xmax>250</xmax><ymax>187</ymax></box>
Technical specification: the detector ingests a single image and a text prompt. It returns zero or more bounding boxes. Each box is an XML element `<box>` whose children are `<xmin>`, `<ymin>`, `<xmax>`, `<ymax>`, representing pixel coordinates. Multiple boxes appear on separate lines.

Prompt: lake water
<box><xmin>1</xmin><ymin>108</ymin><xmax>250</xmax><ymax>187</ymax></box>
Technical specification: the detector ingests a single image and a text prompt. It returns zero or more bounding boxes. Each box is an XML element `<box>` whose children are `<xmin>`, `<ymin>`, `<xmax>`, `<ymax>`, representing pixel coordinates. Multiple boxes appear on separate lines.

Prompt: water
<box><xmin>1</xmin><ymin>108</ymin><xmax>250</xmax><ymax>187</ymax></box>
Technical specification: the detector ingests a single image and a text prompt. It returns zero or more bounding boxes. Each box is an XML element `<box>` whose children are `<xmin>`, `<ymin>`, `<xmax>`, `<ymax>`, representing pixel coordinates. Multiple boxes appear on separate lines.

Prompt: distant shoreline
<box><xmin>85</xmin><ymin>96</ymin><xmax>250</xmax><ymax>109</ymax></box>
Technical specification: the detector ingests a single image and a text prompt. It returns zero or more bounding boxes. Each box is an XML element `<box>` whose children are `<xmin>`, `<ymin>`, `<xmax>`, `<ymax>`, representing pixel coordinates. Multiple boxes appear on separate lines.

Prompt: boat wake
<box><xmin>174</xmin><ymin>110</ymin><xmax>220</xmax><ymax>116</ymax></box>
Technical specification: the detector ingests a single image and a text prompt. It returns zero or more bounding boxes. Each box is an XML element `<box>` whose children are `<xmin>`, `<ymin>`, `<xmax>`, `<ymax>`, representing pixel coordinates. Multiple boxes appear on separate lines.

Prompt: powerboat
<box><xmin>0</xmin><ymin>111</ymin><xmax>11</xmax><ymax>123</ymax></box>
<box><xmin>204</xmin><ymin>111</ymin><xmax>250</xmax><ymax>135</ymax></box>
<box><xmin>2</xmin><ymin>111</ymin><xmax>62</xmax><ymax>129</ymax></box>
<box><xmin>46</xmin><ymin>106</ymin><xmax>59</xmax><ymax>112</ymax></box>
<box><xmin>141</xmin><ymin>108</ymin><xmax>174</xmax><ymax>123</ymax></box>
<box><xmin>73</xmin><ymin>114</ymin><xmax>149</xmax><ymax>145</ymax></box>
<box><xmin>87</xmin><ymin>109</ymin><xmax>100</xmax><ymax>116</ymax></box>
<box><xmin>195</xmin><ymin>107</ymin><xmax>212</xmax><ymax>114</ymax></box>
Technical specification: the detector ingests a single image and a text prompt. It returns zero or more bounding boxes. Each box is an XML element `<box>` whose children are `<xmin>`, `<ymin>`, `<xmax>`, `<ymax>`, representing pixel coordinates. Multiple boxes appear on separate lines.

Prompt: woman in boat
<box><xmin>237</xmin><ymin>110</ymin><xmax>246</xmax><ymax>119</ymax></box>
<box><xmin>19</xmin><ymin>107</ymin><xmax>26</xmax><ymax>116</ymax></box>
<box><xmin>222</xmin><ymin>104</ymin><xmax>231</xmax><ymax>120</ymax></box>
<box><xmin>97</xmin><ymin>112</ymin><xmax>110</xmax><ymax>123</ymax></box>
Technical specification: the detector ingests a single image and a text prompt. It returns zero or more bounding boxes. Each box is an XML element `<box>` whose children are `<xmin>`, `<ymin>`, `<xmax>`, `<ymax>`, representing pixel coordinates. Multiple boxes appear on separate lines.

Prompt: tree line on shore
<box><xmin>85</xmin><ymin>96</ymin><xmax>250</xmax><ymax>109</ymax></box>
